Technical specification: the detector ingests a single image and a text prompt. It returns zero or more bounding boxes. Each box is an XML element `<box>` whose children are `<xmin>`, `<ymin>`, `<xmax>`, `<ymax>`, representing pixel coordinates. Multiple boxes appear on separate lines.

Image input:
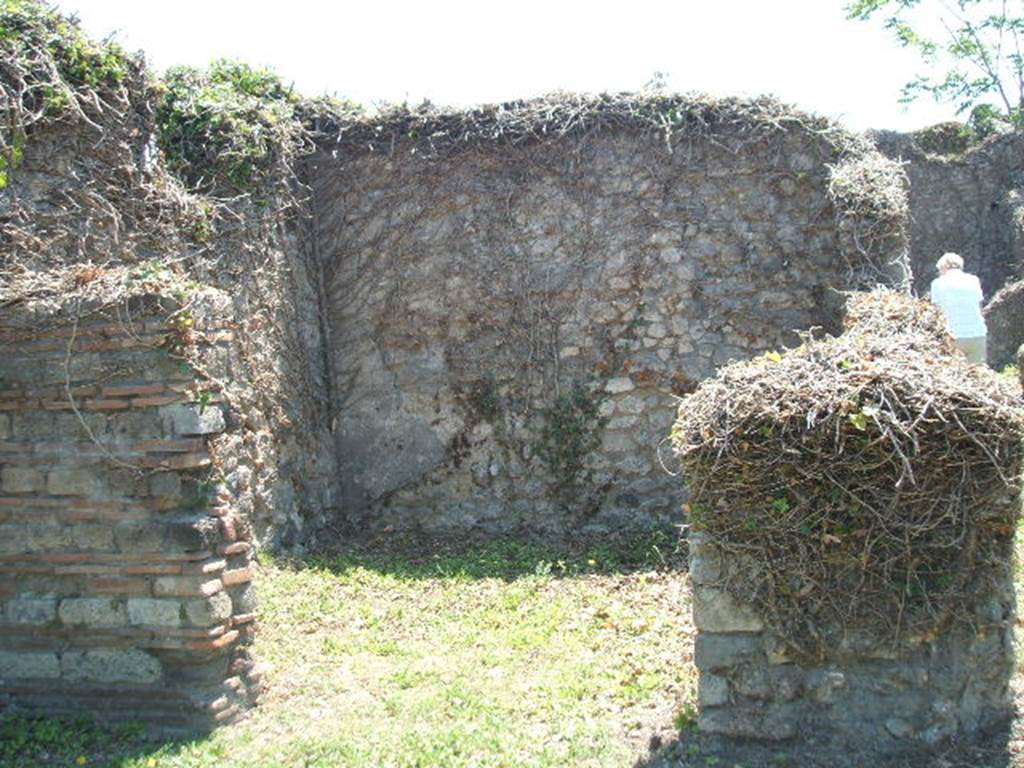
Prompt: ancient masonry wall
<box><xmin>983</xmin><ymin>278</ymin><xmax>1024</xmax><ymax>368</ymax></box>
<box><xmin>690</xmin><ymin>534</ymin><xmax>1015</xmax><ymax>751</ymax></box>
<box><xmin>872</xmin><ymin>130</ymin><xmax>1024</xmax><ymax>298</ymax></box>
<box><xmin>0</xmin><ymin>296</ymin><xmax>260</xmax><ymax>732</ymax></box>
<box><xmin>313</xmin><ymin>119</ymin><xmax>907</xmax><ymax>534</ymax></box>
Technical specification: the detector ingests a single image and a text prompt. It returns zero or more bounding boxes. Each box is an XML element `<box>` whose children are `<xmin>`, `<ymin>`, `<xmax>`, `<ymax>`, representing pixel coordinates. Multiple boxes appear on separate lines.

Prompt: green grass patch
<box><xmin>0</xmin><ymin>534</ymin><xmax>696</xmax><ymax>768</ymax></box>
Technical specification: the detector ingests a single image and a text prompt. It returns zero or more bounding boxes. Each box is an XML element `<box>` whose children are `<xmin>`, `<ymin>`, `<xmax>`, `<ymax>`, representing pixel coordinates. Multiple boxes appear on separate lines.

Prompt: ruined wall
<box><xmin>984</xmin><ymin>278</ymin><xmax>1024</xmax><ymax>368</ymax></box>
<box><xmin>872</xmin><ymin>129</ymin><xmax>1024</xmax><ymax>297</ymax></box>
<box><xmin>673</xmin><ymin>289</ymin><xmax>1023</xmax><ymax>758</ymax></box>
<box><xmin>314</xmin><ymin>98</ymin><xmax>908</xmax><ymax>534</ymax></box>
<box><xmin>0</xmin><ymin>294</ymin><xmax>260</xmax><ymax>731</ymax></box>
<box><xmin>0</xmin><ymin>110</ymin><xmax>338</xmax><ymax>548</ymax></box>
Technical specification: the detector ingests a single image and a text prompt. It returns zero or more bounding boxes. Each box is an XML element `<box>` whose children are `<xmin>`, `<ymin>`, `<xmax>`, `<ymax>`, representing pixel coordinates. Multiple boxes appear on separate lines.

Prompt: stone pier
<box><xmin>690</xmin><ymin>533</ymin><xmax>1015</xmax><ymax>751</ymax></box>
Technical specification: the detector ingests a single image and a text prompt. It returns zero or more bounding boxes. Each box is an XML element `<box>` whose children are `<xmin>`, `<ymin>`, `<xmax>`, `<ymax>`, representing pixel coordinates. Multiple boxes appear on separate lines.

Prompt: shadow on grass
<box><xmin>634</xmin><ymin>713</ymin><xmax>1017</xmax><ymax>768</ymax></box>
<box><xmin>0</xmin><ymin>712</ymin><xmax>210</xmax><ymax>768</ymax></box>
<box><xmin>1</xmin><ymin>530</ymin><xmax>690</xmax><ymax>768</ymax></box>
<box><xmin>281</xmin><ymin>528</ymin><xmax>688</xmax><ymax>581</ymax></box>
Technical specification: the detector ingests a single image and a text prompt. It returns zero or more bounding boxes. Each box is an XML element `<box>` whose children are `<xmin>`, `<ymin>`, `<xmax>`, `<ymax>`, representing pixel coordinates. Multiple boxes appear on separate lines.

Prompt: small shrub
<box><xmin>154</xmin><ymin>59</ymin><xmax>360</xmax><ymax>197</ymax></box>
<box><xmin>534</xmin><ymin>381</ymin><xmax>607</xmax><ymax>490</ymax></box>
<box><xmin>155</xmin><ymin>59</ymin><xmax>300</xmax><ymax>195</ymax></box>
<box><xmin>0</xmin><ymin>0</ymin><xmax>133</xmax><ymax>187</ymax></box>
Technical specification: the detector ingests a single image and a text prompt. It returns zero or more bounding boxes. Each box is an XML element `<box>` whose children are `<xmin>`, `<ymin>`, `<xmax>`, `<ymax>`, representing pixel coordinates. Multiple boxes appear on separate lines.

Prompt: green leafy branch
<box><xmin>847</xmin><ymin>0</ymin><xmax>1024</xmax><ymax>136</ymax></box>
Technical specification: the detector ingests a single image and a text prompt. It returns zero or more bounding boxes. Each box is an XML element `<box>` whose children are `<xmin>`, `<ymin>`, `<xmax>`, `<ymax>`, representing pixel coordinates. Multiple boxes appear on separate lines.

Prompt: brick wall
<box><xmin>0</xmin><ymin>294</ymin><xmax>261</xmax><ymax>733</ymax></box>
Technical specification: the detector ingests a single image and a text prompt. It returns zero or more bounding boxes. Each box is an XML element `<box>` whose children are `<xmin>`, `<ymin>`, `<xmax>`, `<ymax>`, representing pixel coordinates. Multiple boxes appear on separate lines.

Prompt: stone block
<box><xmin>114</xmin><ymin>523</ymin><xmax>165</xmax><ymax>553</ymax></box>
<box><xmin>3</xmin><ymin>598</ymin><xmax>57</xmax><ymax>625</ymax></box>
<box><xmin>1</xmin><ymin>465</ymin><xmax>43</xmax><ymax>494</ymax></box>
<box><xmin>71</xmin><ymin>525</ymin><xmax>116</xmax><ymax>551</ymax></box>
<box><xmin>164</xmin><ymin>516</ymin><xmax>221</xmax><ymax>552</ymax></box>
<box><xmin>605</xmin><ymin>415</ymin><xmax>638</xmax><ymax>430</ymax></box>
<box><xmin>127</xmin><ymin>598</ymin><xmax>182</xmax><ymax>627</ymax></box>
<box><xmin>0</xmin><ymin>651</ymin><xmax>60</xmax><ymax>679</ymax></box>
<box><xmin>0</xmin><ymin>524</ymin><xmax>72</xmax><ymax>555</ymax></box>
<box><xmin>46</xmin><ymin>468</ymin><xmax>98</xmax><ymax>496</ymax></box>
<box><xmin>694</xmin><ymin>632</ymin><xmax>764</xmax><ymax>671</ymax></box>
<box><xmin>687</xmin><ymin>534</ymin><xmax>723</xmax><ymax>585</ymax></box>
<box><xmin>600</xmin><ymin>431</ymin><xmax>635</xmax><ymax>453</ymax></box>
<box><xmin>693</xmin><ymin>587</ymin><xmax>764</xmax><ymax>633</ymax></box>
<box><xmin>884</xmin><ymin>717</ymin><xmax>915</xmax><ymax>739</ymax></box>
<box><xmin>810</xmin><ymin>669</ymin><xmax>847</xmax><ymax>704</ymax></box>
<box><xmin>185</xmin><ymin>591</ymin><xmax>233</xmax><ymax>627</ymax></box>
<box><xmin>149</xmin><ymin>471</ymin><xmax>182</xmax><ymax>497</ymax></box>
<box><xmin>698</xmin><ymin>704</ymin><xmax>797</xmax><ymax>741</ymax></box>
<box><xmin>646</xmin><ymin>322</ymin><xmax>668</xmax><ymax>339</ymax></box>
<box><xmin>60</xmin><ymin>649</ymin><xmax>162</xmax><ymax>684</ymax></box>
<box><xmin>161</xmin><ymin>403</ymin><xmax>225</xmax><ymax>437</ymax></box>
<box><xmin>231</xmin><ymin>583</ymin><xmax>257</xmax><ymax>614</ymax></box>
<box><xmin>731</xmin><ymin>664</ymin><xmax>802</xmax><ymax>702</ymax></box>
<box><xmin>699</xmin><ymin>672</ymin><xmax>731</xmax><ymax>707</ymax></box>
<box><xmin>604</xmin><ymin>377</ymin><xmax>634</xmax><ymax>394</ymax></box>
<box><xmin>154</xmin><ymin>575</ymin><xmax>223</xmax><ymax>598</ymax></box>
<box><xmin>58</xmin><ymin>598</ymin><xmax>127</xmax><ymax>628</ymax></box>
<box><xmin>614</xmin><ymin>395</ymin><xmax>646</xmax><ymax>415</ymax></box>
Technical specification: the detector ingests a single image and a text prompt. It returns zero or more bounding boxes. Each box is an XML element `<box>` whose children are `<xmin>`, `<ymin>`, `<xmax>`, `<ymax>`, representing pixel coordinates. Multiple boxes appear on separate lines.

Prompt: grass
<box><xmin>0</xmin><ymin>532</ymin><xmax>697</xmax><ymax>768</ymax></box>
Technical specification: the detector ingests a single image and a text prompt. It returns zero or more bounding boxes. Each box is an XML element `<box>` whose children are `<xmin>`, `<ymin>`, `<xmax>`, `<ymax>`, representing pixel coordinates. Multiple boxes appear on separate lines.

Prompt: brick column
<box><xmin>0</xmin><ymin>299</ymin><xmax>261</xmax><ymax>733</ymax></box>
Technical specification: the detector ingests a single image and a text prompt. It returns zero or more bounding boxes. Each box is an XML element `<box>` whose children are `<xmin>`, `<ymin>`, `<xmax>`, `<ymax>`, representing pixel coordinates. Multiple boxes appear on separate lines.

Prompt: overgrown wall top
<box><xmin>313</xmin><ymin>95</ymin><xmax>909</xmax><ymax>534</ymax></box>
<box><xmin>0</xmin><ymin>55</ymin><xmax>335</xmax><ymax>549</ymax></box>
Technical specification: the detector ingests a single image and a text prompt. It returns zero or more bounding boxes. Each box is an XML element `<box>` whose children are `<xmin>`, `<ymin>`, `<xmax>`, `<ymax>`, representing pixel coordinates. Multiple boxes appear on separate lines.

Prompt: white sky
<box><xmin>53</xmin><ymin>0</ymin><xmax>967</xmax><ymax>132</ymax></box>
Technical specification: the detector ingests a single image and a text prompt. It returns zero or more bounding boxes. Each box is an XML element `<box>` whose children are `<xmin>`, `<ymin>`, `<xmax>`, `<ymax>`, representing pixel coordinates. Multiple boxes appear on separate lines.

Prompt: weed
<box><xmin>673</xmin><ymin>703</ymin><xmax>699</xmax><ymax>733</ymax></box>
<box><xmin>466</xmin><ymin>375</ymin><xmax>501</xmax><ymax>423</ymax></box>
<box><xmin>533</xmin><ymin>380</ymin><xmax>608</xmax><ymax>491</ymax></box>
<box><xmin>0</xmin><ymin>0</ymin><xmax>132</xmax><ymax>186</ymax></box>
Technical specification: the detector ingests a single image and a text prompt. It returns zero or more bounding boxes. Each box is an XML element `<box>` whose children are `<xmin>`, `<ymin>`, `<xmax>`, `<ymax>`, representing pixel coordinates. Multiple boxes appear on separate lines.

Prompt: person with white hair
<box><xmin>928</xmin><ymin>252</ymin><xmax>987</xmax><ymax>364</ymax></box>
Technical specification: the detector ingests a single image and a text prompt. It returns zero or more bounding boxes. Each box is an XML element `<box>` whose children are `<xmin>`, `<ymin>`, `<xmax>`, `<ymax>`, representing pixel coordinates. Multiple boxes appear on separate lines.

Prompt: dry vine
<box><xmin>0</xmin><ymin>3</ymin><xmax>336</xmax><ymax>543</ymax></box>
<box><xmin>672</xmin><ymin>289</ymin><xmax>1024</xmax><ymax>661</ymax></box>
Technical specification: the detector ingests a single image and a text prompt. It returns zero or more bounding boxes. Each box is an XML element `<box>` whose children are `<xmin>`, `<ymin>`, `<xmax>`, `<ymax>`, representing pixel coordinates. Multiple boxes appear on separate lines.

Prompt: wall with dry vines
<box><xmin>872</xmin><ymin>129</ymin><xmax>1024</xmax><ymax>299</ymax></box>
<box><xmin>677</xmin><ymin>290</ymin><xmax>1023</xmax><ymax>750</ymax></box>
<box><xmin>312</xmin><ymin>95</ymin><xmax>910</xmax><ymax>533</ymax></box>
<box><xmin>0</xmin><ymin>4</ymin><xmax>337</xmax><ymax>548</ymax></box>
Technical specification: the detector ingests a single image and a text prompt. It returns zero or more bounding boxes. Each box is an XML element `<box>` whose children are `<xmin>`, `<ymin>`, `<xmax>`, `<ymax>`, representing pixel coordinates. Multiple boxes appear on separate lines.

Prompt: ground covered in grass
<box><xmin>7</xmin><ymin>531</ymin><xmax>1024</xmax><ymax>768</ymax></box>
<box><xmin>0</xmin><ymin>533</ymin><xmax>698</xmax><ymax>768</ymax></box>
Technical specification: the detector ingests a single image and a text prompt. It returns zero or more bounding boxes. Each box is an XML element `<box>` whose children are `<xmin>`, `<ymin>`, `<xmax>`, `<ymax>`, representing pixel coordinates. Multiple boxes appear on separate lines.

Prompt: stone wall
<box><xmin>0</xmin><ymin>93</ymin><xmax>914</xmax><ymax>732</ymax></box>
<box><xmin>0</xmin><ymin>70</ymin><xmax>337</xmax><ymax>552</ymax></box>
<box><xmin>690</xmin><ymin>534</ymin><xmax>1014</xmax><ymax>753</ymax></box>
<box><xmin>871</xmin><ymin>129</ymin><xmax>1024</xmax><ymax>298</ymax></box>
<box><xmin>0</xmin><ymin>294</ymin><xmax>260</xmax><ymax>732</ymax></box>
<box><xmin>984</xmin><ymin>278</ymin><xmax>1024</xmax><ymax>368</ymax></box>
<box><xmin>312</xmin><ymin>100</ymin><xmax>908</xmax><ymax>534</ymax></box>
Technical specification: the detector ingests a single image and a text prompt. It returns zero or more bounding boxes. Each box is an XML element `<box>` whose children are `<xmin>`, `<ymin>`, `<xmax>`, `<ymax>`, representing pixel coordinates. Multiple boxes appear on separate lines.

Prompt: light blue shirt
<box><xmin>929</xmin><ymin>270</ymin><xmax>987</xmax><ymax>339</ymax></box>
